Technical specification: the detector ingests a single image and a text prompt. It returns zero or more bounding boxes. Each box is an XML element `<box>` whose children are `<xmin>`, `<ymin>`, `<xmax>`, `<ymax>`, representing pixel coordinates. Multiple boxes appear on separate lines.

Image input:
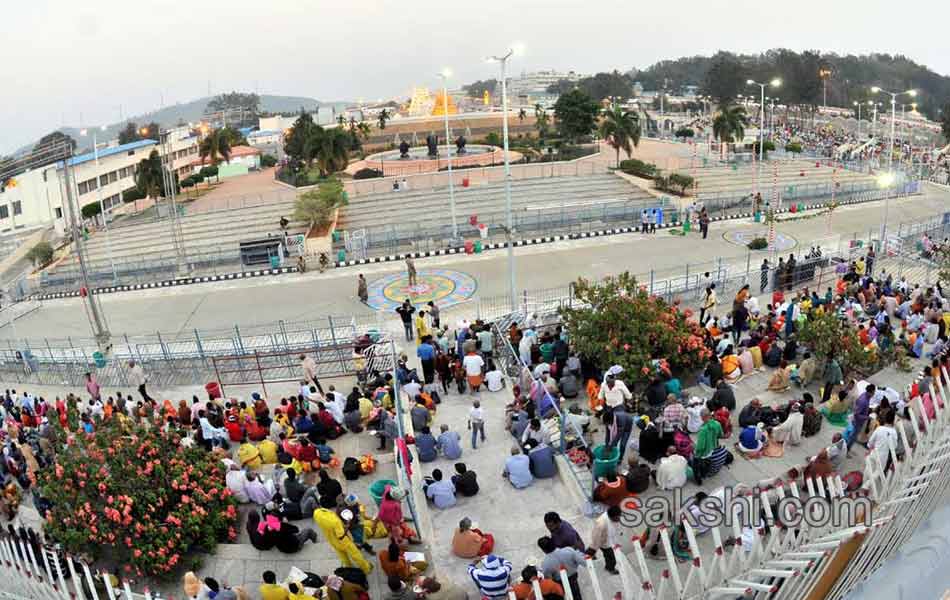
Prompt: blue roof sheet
<box><xmin>66</xmin><ymin>139</ymin><xmax>157</xmax><ymax>166</ymax></box>
<box><xmin>248</xmin><ymin>129</ymin><xmax>281</xmax><ymax>137</ymax></box>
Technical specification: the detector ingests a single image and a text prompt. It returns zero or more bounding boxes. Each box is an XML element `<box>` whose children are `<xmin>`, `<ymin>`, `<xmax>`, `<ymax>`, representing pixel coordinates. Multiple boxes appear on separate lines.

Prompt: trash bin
<box><xmin>683</xmin><ymin>219</ymin><xmax>691</xmax><ymax>232</ymax></box>
<box><xmin>370</xmin><ymin>479</ymin><xmax>398</xmax><ymax>506</ymax></box>
<box><xmin>337</xmin><ymin>249</ymin><xmax>346</xmax><ymax>262</ymax></box>
<box><xmin>478</xmin><ymin>224</ymin><xmax>488</xmax><ymax>239</ymax></box>
<box><xmin>332</xmin><ymin>230</ymin><xmax>342</xmax><ymax>242</ymax></box>
<box><xmin>464</xmin><ymin>240</ymin><xmax>474</xmax><ymax>254</ymax></box>
<box><xmin>92</xmin><ymin>351</ymin><xmax>107</xmax><ymax>369</ymax></box>
<box><xmin>462</xmin><ymin>177</ymin><xmax>470</xmax><ymax>188</ymax></box>
<box><xmin>592</xmin><ymin>444</ymin><xmax>621</xmax><ymax>480</ymax></box>
<box><xmin>474</xmin><ymin>240</ymin><xmax>483</xmax><ymax>253</ymax></box>
<box><xmin>269</xmin><ymin>255</ymin><xmax>280</xmax><ymax>269</ymax></box>
<box><xmin>754</xmin><ymin>211</ymin><xmax>761</xmax><ymax>223</ymax></box>
<box><xmin>205</xmin><ymin>382</ymin><xmax>222</xmax><ymax>400</ymax></box>
<box><xmin>789</xmin><ymin>205</ymin><xmax>797</xmax><ymax>213</ymax></box>
<box><xmin>469</xmin><ymin>215</ymin><xmax>478</xmax><ymax>226</ymax></box>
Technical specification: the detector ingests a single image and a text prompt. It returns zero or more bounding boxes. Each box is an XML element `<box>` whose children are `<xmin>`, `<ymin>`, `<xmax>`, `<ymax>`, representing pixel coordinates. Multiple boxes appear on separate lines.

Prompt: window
<box><xmin>78</xmin><ymin>181</ymin><xmax>88</xmax><ymax>195</ymax></box>
<box><xmin>109</xmin><ymin>171</ymin><xmax>118</xmax><ymax>184</ymax></box>
<box><xmin>55</xmin><ymin>207</ymin><xmax>63</xmax><ymax>219</ymax></box>
<box><xmin>0</xmin><ymin>206</ymin><xmax>9</xmax><ymax>219</ymax></box>
<box><xmin>86</xmin><ymin>178</ymin><xmax>98</xmax><ymax>192</ymax></box>
<box><xmin>12</xmin><ymin>201</ymin><xmax>21</xmax><ymax>216</ymax></box>
<box><xmin>100</xmin><ymin>174</ymin><xmax>109</xmax><ymax>187</ymax></box>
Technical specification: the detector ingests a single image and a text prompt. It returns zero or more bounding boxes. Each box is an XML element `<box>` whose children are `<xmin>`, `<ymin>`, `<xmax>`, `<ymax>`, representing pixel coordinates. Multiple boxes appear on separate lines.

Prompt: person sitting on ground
<box><xmin>525</xmin><ymin>438</ymin><xmax>557</xmax><ymax>479</ymax></box>
<box><xmin>247</xmin><ymin>510</ymin><xmax>278</xmax><ymax>551</ymax></box>
<box><xmin>452</xmin><ymin>517</ymin><xmax>495</xmax><ymax>558</ymax></box>
<box><xmin>511</xmin><ymin>565</ymin><xmax>564</xmax><ymax>600</ymax></box>
<box><xmin>503</xmin><ymin>446</ymin><xmax>534</xmax><ymax>489</ymax></box>
<box><xmin>260</xmin><ymin>571</ymin><xmax>290</xmax><ymax>600</ymax></box>
<box><xmin>593</xmin><ymin>473</ymin><xmax>630</xmax><ymax>507</ymax></box>
<box><xmin>770</xmin><ymin>402</ymin><xmax>804</xmax><ymax>445</ymax></box>
<box><xmin>804</xmin><ymin>448</ymin><xmax>835</xmax><ymax>482</ymax></box>
<box><xmin>738</xmin><ymin>398</ymin><xmax>764</xmax><ymax>428</ymax></box>
<box><xmin>737</xmin><ymin>423</ymin><xmax>767</xmax><ymax>456</ymax></box>
<box><xmin>802</xmin><ymin>401</ymin><xmax>822</xmax><ymax>437</ymax></box>
<box><xmin>384</xmin><ymin>575</ymin><xmax>414</xmax><ymax>600</ymax></box>
<box><xmin>654</xmin><ymin>446</ymin><xmax>688</xmax><ymax>490</ymax></box>
<box><xmin>424</xmin><ymin>469</ymin><xmax>456</xmax><ymax>509</ymax></box>
<box><xmin>686</xmin><ymin>397</ymin><xmax>705</xmax><ymax>433</ymax></box>
<box><xmin>720</xmin><ymin>347</ymin><xmax>741</xmax><ymax>383</ymax></box>
<box><xmin>797</xmin><ymin>352</ymin><xmax>818</xmax><ymax>387</ymax></box>
<box><xmin>451</xmin><ymin>462</ymin><xmax>479</xmax><ymax>497</ymax></box>
<box><xmin>767</xmin><ymin>360</ymin><xmax>792</xmax><ymax>392</ymax></box>
<box><xmin>316</xmin><ymin>469</ymin><xmax>343</xmax><ymax>509</ymax></box>
<box><xmin>624</xmin><ymin>453</ymin><xmax>652</xmax><ymax>493</ymax></box>
<box><xmin>436</xmin><ymin>424</ymin><xmax>463</xmax><ymax>460</ymax></box>
<box><xmin>274</xmin><ymin>512</ymin><xmax>319</xmax><ymax>554</ymax></box>
<box><xmin>416</xmin><ymin>426</ymin><xmax>438</xmax><ymax>463</ymax></box>
<box><xmin>378</xmin><ymin>541</ymin><xmax>428</xmax><ymax>582</ymax></box>
<box><xmin>710</xmin><ymin>380</ymin><xmax>736</xmax><ymax>411</ymax></box>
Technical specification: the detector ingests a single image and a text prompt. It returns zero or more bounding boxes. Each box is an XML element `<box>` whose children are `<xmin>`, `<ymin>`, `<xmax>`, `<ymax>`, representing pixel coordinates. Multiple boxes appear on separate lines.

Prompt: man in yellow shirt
<box><xmin>258</xmin><ymin>438</ymin><xmax>278</xmax><ymax>464</ymax></box>
<box><xmin>259</xmin><ymin>571</ymin><xmax>289</xmax><ymax>600</ymax></box>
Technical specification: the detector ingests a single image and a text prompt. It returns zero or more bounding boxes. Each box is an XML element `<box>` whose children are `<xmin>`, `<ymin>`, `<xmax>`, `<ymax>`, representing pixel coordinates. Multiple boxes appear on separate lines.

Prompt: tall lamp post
<box><xmin>436</xmin><ymin>69</ymin><xmax>459</xmax><ymax>241</ymax></box>
<box><xmin>747</xmin><ymin>78</ymin><xmax>782</xmax><ymax>163</ymax></box>
<box><xmin>488</xmin><ymin>43</ymin><xmax>523</xmax><ymax>313</ymax></box>
<box><xmin>853</xmin><ymin>101</ymin><xmax>863</xmax><ymax>138</ymax></box>
<box><xmin>80</xmin><ymin>126</ymin><xmax>118</xmax><ymax>283</ymax></box>
<box><xmin>871</xmin><ymin>86</ymin><xmax>917</xmax><ymax>243</ymax></box>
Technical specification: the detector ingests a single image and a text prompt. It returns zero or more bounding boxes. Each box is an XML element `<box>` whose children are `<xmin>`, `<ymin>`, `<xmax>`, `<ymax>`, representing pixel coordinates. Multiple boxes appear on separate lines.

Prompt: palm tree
<box><xmin>199</xmin><ymin>129</ymin><xmax>232</xmax><ymax>166</ymax></box>
<box><xmin>135</xmin><ymin>150</ymin><xmax>165</xmax><ymax>198</ymax></box>
<box><xmin>336</xmin><ymin>115</ymin><xmax>346</xmax><ymax>127</ymax></box>
<box><xmin>378</xmin><ymin>109</ymin><xmax>390</xmax><ymax>130</ymax></box>
<box><xmin>712</xmin><ymin>104</ymin><xmax>749</xmax><ymax>159</ymax></box>
<box><xmin>534</xmin><ymin>103</ymin><xmax>551</xmax><ymax>143</ymax></box>
<box><xmin>598</xmin><ymin>106</ymin><xmax>641</xmax><ymax>167</ymax></box>
<box><xmin>518</xmin><ymin>108</ymin><xmax>527</xmax><ymax>123</ymax></box>
<box><xmin>305</xmin><ymin>128</ymin><xmax>351</xmax><ymax>178</ymax></box>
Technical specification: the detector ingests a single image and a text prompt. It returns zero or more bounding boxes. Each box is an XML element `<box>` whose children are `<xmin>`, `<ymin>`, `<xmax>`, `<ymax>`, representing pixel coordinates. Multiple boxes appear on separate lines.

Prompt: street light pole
<box><xmin>853</xmin><ymin>101</ymin><xmax>862</xmax><ymax>138</ymax></box>
<box><xmin>490</xmin><ymin>47</ymin><xmax>518</xmax><ymax>312</ymax></box>
<box><xmin>748</xmin><ymin>78</ymin><xmax>781</xmax><ymax>164</ymax></box>
<box><xmin>871</xmin><ymin>86</ymin><xmax>917</xmax><ymax>243</ymax></box>
<box><xmin>82</xmin><ymin>127</ymin><xmax>118</xmax><ymax>283</ymax></box>
<box><xmin>437</xmin><ymin>70</ymin><xmax>458</xmax><ymax>240</ymax></box>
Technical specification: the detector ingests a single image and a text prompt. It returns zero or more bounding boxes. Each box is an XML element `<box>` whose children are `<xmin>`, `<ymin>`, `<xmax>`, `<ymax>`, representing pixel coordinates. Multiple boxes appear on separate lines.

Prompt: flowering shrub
<box><xmin>559</xmin><ymin>272</ymin><xmax>712</xmax><ymax>387</ymax></box>
<box><xmin>38</xmin><ymin>418</ymin><xmax>237</xmax><ymax>579</ymax></box>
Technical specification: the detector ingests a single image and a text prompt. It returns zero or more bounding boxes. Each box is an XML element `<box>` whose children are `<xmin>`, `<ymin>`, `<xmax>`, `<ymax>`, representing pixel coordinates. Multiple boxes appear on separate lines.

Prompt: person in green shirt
<box><xmin>692</xmin><ymin>408</ymin><xmax>725</xmax><ymax>484</ymax></box>
<box><xmin>539</xmin><ymin>335</ymin><xmax>555</xmax><ymax>364</ymax></box>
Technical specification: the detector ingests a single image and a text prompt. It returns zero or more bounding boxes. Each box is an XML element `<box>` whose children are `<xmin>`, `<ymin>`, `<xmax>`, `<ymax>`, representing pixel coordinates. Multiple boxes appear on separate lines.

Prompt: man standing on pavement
<box><xmin>406</xmin><ymin>257</ymin><xmax>418</xmax><ymax>287</ymax></box>
<box><xmin>427</xmin><ymin>301</ymin><xmax>441</xmax><ymax>330</ymax></box>
<box><xmin>538</xmin><ymin>536</ymin><xmax>589</xmax><ymax>600</ymax></box>
<box><xmin>395</xmin><ymin>299</ymin><xmax>415</xmax><ymax>342</ymax></box>
<box><xmin>299</xmin><ymin>353</ymin><xmax>324</xmax><ymax>394</ymax></box>
<box><xmin>128</xmin><ymin>360</ymin><xmax>153</xmax><ymax>402</ymax></box>
<box><xmin>591</xmin><ymin>506</ymin><xmax>624</xmax><ymax>575</ymax></box>
<box><xmin>760</xmin><ymin>258</ymin><xmax>770</xmax><ymax>293</ymax></box>
<box><xmin>699</xmin><ymin>208</ymin><xmax>710</xmax><ymax>239</ymax></box>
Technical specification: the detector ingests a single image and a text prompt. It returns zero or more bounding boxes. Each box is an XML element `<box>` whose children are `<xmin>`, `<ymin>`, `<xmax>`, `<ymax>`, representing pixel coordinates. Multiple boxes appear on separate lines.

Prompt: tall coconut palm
<box><xmin>378</xmin><ymin>109</ymin><xmax>390</xmax><ymax>130</ymax></box>
<box><xmin>712</xmin><ymin>104</ymin><xmax>749</xmax><ymax>159</ymax></box>
<box><xmin>598</xmin><ymin>106</ymin><xmax>641</xmax><ymax>167</ymax></box>
<box><xmin>306</xmin><ymin>128</ymin><xmax>350</xmax><ymax>178</ymax></box>
<box><xmin>199</xmin><ymin>129</ymin><xmax>232</xmax><ymax>166</ymax></box>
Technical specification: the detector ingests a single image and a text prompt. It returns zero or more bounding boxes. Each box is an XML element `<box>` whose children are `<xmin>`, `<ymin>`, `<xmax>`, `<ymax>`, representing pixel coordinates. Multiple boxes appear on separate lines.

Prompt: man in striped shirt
<box><xmin>661</xmin><ymin>394</ymin><xmax>688</xmax><ymax>434</ymax></box>
<box><xmin>468</xmin><ymin>554</ymin><xmax>513</xmax><ymax>598</ymax></box>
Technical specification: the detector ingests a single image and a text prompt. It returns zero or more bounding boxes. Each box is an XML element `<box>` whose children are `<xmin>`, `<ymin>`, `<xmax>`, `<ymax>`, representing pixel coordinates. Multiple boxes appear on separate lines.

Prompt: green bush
<box><xmin>747</xmin><ymin>237</ymin><xmax>768</xmax><ymax>250</ymax></box>
<box><xmin>485</xmin><ymin>132</ymin><xmax>502</xmax><ymax>146</ymax></box>
<box><xmin>261</xmin><ymin>154</ymin><xmax>278</xmax><ymax>168</ymax></box>
<box><xmin>199</xmin><ymin>166</ymin><xmax>219</xmax><ymax>180</ymax></box>
<box><xmin>25</xmin><ymin>242</ymin><xmax>54</xmax><ymax>267</ymax></box>
<box><xmin>81</xmin><ymin>202</ymin><xmax>102</xmax><ymax>219</ymax></box>
<box><xmin>353</xmin><ymin>168</ymin><xmax>383</xmax><ymax>180</ymax></box>
<box><xmin>675</xmin><ymin>127</ymin><xmax>695</xmax><ymax>138</ymax></box>
<box><xmin>654</xmin><ymin>171</ymin><xmax>694</xmax><ymax>196</ymax></box>
<box><xmin>121</xmin><ymin>187</ymin><xmax>144</xmax><ymax>203</ymax></box>
<box><xmin>785</xmin><ymin>142</ymin><xmax>803</xmax><ymax>153</ymax></box>
<box><xmin>294</xmin><ymin>178</ymin><xmax>348</xmax><ymax>231</ymax></box>
<box><xmin>180</xmin><ymin>176</ymin><xmax>196</xmax><ymax>189</ymax></box>
<box><xmin>619</xmin><ymin>158</ymin><xmax>658</xmax><ymax>179</ymax></box>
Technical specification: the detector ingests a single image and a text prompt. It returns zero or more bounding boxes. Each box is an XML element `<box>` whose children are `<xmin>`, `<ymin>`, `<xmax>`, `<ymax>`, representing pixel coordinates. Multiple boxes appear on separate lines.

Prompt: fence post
<box><xmin>649</xmin><ymin>269</ymin><xmax>655</xmax><ymax>295</ymax></box>
<box><xmin>327</xmin><ymin>315</ymin><xmax>348</xmax><ymax>374</ymax></box>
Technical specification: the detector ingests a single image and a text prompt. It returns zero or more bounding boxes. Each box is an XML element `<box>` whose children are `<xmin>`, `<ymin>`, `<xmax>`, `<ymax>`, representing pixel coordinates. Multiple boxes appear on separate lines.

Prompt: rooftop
<box><xmin>66</xmin><ymin>139</ymin><xmax>157</xmax><ymax>167</ymax></box>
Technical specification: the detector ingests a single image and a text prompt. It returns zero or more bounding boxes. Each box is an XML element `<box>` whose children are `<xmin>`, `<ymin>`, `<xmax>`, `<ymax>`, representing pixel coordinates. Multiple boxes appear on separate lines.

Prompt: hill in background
<box><xmin>14</xmin><ymin>94</ymin><xmax>350</xmax><ymax>156</ymax></box>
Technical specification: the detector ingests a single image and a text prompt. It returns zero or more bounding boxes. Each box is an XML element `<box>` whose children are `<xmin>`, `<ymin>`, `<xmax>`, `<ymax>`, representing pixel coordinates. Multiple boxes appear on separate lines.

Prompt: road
<box><xmin>3</xmin><ymin>183</ymin><xmax>947</xmax><ymax>344</ymax></box>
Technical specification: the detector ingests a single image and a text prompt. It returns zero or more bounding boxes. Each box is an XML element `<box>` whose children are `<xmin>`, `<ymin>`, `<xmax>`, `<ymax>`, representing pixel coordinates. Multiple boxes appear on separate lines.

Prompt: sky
<box><xmin>1</xmin><ymin>0</ymin><xmax>947</xmax><ymax>154</ymax></box>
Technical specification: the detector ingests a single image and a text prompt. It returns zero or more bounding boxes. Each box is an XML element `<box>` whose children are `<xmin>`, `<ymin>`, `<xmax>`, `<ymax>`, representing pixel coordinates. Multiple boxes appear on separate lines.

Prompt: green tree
<box><xmin>118</xmin><ymin>122</ymin><xmax>139</xmax><ymax>144</ymax></box>
<box><xmin>942</xmin><ymin>102</ymin><xmax>950</xmax><ymax>144</ymax></box>
<box><xmin>219</xmin><ymin>126</ymin><xmax>247</xmax><ymax>147</ymax></box>
<box><xmin>199</xmin><ymin>129</ymin><xmax>232</xmax><ymax>166</ymax></box>
<box><xmin>25</xmin><ymin>242</ymin><xmax>54</xmax><ymax>267</ymax></box>
<box><xmin>308</xmin><ymin>128</ymin><xmax>351</xmax><ymax>177</ymax></box>
<box><xmin>293</xmin><ymin>178</ymin><xmax>348</xmax><ymax>232</ymax></box>
<box><xmin>534</xmin><ymin>104</ymin><xmax>551</xmax><ymax>143</ymax></box>
<box><xmin>378</xmin><ymin>109</ymin><xmax>390</xmax><ymax>130</ymax></box>
<box><xmin>285</xmin><ymin>112</ymin><xmax>317</xmax><ymax>162</ymax></box>
<box><xmin>135</xmin><ymin>150</ymin><xmax>165</xmax><ymax>198</ymax></box>
<box><xmin>558</xmin><ymin>272</ymin><xmax>712</xmax><ymax>388</ymax></box>
<box><xmin>553</xmin><ymin>89</ymin><xmax>600</xmax><ymax>143</ymax></box>
<box><xmin>465</xmin><ymin>79</ymin><xmax>497</xmax><ymax>98</ymax></box>
<box><xmin>712</xmin><ymin>104</ymin><xmax>749</xmax><ymax>158</ymax></box>
<box><xmin>33</xmin><ymin>131</ymin><xmax>76</xmax><ymax>153</ymax></box>
<box><xmin>81</xmin><ymin>201</ymin><xmax>103</xmax><ymax>220</ymax></box>
<box><xmin>797</xmin><ymin>309</ymin><xmax>872</xmax><ymax>375</ymax></box>
<box><xmin>702</xmin><ymin>52</ymin><xmax>746</xmax><ymax>104</ymax></box>
<box><xmin>599</xmin><ymin>106</ymin><xmax>641</xmax><ymax>167</ymax></box>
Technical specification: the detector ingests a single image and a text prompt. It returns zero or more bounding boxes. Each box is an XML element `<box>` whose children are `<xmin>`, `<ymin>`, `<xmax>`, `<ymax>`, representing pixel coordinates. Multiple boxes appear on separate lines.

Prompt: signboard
<box><xmin>284</xmin><ymin>234</ymin><xmax>306</xmax><ymax>257</ymax></box>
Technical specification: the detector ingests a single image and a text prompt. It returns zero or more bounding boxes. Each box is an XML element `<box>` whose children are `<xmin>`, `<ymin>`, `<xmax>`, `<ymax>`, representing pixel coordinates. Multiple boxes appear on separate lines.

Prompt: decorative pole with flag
<box><xmin>827</xmin><ymin>161</ymin><xmax>838</xmax><ymax>235</ymax></box>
